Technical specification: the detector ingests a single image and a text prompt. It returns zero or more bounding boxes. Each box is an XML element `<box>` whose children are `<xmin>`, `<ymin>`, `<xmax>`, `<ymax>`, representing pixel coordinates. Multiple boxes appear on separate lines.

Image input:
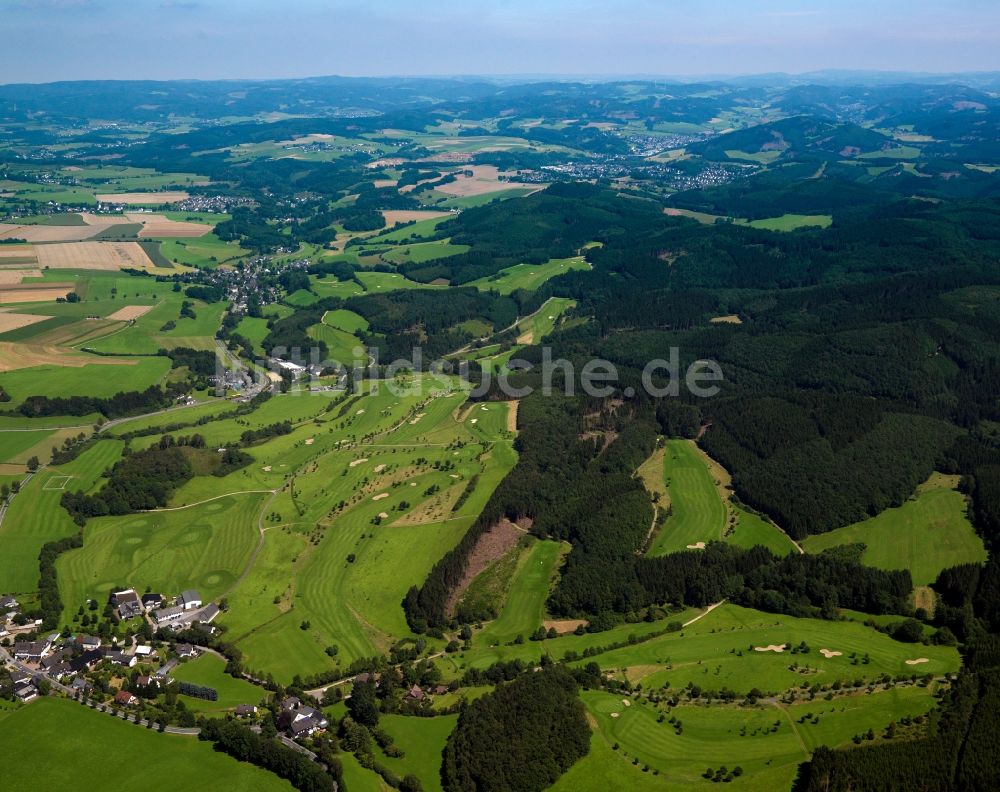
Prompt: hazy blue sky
<box><xmin>1</xmin><ymin>0</ymin><xmax>998</xmax><ymax>83</ymax></box>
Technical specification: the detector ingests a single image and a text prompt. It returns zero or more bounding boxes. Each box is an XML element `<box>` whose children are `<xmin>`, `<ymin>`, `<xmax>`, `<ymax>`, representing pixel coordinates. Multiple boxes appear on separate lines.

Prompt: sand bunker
<box><xmin>262</xmin><ymin>466</ymin><xmax>272</xmax><ymax>472</ymax></box>
<box><xmin>373</xmin><ymin>464</ymin><xmax>386</xmax><ymax>473</ymax></box>
<box><xmin>356</xmin><ymin>409</ymin><xmax>365</xmax><ymax>415</ymax></box>
<box><xmin>304</xmin><ymin>438</ymin><xmax>314</xmax><ymax>445</ymax></box>
<box><xmin>819</xmin><ymin>649</ymin><xmax>843</xmax><ymax>659</ymax></box>
<box><xmin>610</xmin><ymin>712</ymin><xmax>620</xmax><ymax>719</ymax></box>
<box><xmin>754</xmin><ymin>644</ymin><xmax>786</xmax><ymax>653</ymax></box>
<box><xmin>686</xmin><ymin>541</ymin><xmax>707</xmax><ymax>550</ymax></box>
<box><xmin>905</xmin><ymin>658</ymin><xmax>930</xmax><ymax>666</ymax></box>
<box><xmin>372</xmin><ymin>493</ymin><xmax>389</xmax><ymax>501</ymax></box>
<box><xmin>621</xmin><ymin>699</ymin><xmax>631</xmax><ymax>707</ymax></box>
<box><xmin>349</xmin><ymin>458</ymin><xmax>368</xmax><ymax>468</ymax></box>
<box><xmin>377</xmin><ymin>511</ymin><xmax>389</xmax><ymax>519</ymax></box>
<box><xmin>469</xmin><ymin>418</ymin><xmax>478</xmax><ymax>424</ymax></box>
<box><xmin>409</xmin><ymin>412</ymin><xmax>426</xmax><ymax>425</ymax></box>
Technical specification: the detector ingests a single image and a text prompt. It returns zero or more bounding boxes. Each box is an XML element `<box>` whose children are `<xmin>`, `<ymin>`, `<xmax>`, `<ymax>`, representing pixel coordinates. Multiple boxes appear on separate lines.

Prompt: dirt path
<box><xmin>641</xmin><ymin>504</ymin><xmax>659</xmax><ymax>552</ymax></box>
<box><xmin>682</xmin><ymin>600</ymin><xmax>726</xmax><ymax>628</ymax></box>
<box><xmin>143</xmin><ymin>489</ymin><xmax>276</xmax><ymax>512</ymax></box>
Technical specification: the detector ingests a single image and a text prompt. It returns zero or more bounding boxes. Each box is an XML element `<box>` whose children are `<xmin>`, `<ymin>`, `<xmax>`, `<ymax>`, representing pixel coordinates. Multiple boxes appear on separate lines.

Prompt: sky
<box><xmin>1</xmin><ymin>0</ymin><xmax>998</xmax><ymax>83</ymax></box>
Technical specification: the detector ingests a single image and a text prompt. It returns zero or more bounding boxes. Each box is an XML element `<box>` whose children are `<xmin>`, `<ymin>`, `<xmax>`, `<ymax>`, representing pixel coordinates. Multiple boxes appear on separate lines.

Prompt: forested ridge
<box><xmin>441</xmin><ymin>666</ymin><xmax>590</xmax><ymax>792</ymax></box>
<box><xmin>406</xmin><ymin>188</ymin><xmax>1000</xmax><ymax>631</ymax></box>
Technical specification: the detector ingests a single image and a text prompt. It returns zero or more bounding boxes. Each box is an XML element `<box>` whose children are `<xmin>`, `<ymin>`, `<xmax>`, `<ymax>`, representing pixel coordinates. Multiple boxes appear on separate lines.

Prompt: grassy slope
<box><xmin>801</xmin><ymin>474</ymin><xmax>987</xmax><ymax>585</ymax></box>
<box><xmin>0</xmin><ymin>439</ymin><xmax>123</xmax><ymax>595</ymax></box>
<box><xmin>647</xmin><ymin>439</ymin><xmax>727</xmax><ymax>555</ymax></box>
<box><xmin>469</xmin><ymin>256</ymin><xmax>591</xmax><ymax>294</ymax></box>
<box><xmin>0</xmin><ymin>698</ymin><xmax>290</xmax><ymax>791</ymax></box>
<box><xmin>56</xmin><ymin>493</ymin><xmax>265</xmax><ymax>623</ymax></box>
<box><xmin>170</xmin><ymin>652</ymin><xmax>269</xmax><ymax>715</ymax></box>
<box><xmin>558</xmin><ymin>685</ymin><xmax>938</xmax><ymax>791</ymax></box>
<box><xmin>572</xmin><ymin>604</ymin><xmax>959</xmax><ymax>695</ymax></box>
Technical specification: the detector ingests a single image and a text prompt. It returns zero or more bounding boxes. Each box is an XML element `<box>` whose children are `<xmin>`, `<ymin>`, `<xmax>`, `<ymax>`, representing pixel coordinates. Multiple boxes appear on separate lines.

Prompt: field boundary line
<box><xmin>771</xmin><ymin>701</ymin><xmax>810</xmax><ymax>758</ymax></box>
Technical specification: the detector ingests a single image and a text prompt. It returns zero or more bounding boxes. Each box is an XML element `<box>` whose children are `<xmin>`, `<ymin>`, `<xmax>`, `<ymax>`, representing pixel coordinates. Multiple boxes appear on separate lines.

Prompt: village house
<box><xmin>155</xmin><ymin>605</ymin><xmax>185</xmax><ymax>625</ymax></box>
<box><xmin>75</xmin><ymin>634</ymin><xmax>101</xmax><ymax>651</ymax></box>
<box><xmin>0</xmin><ymin>595</ymin><xmax>18</xmax><ymax>618</ymax></box>
<box><xmin>405</xmin><ymin>684</ymin><xmax>425</xmax><ymax>701</ymax></box>
<box><xmin>13</xmin><ymin>637</ymin><xmax>53</xmax><ymax>662</ymax></box>
<box><xmin>114</xmin><ymin>690</ymin><xmax>138</xmax><ymax>707</ymax></box>
<box><xmin>280</xmin><ymin>697</ymin><xmax>328</xmax><ymax>738</ymax></box>
<box><xmin>14</xmin><ymin>680</ymin><xmax>38</xmax><ymax>703</ymax></box>
<box><xmin>102</xmin><ymin>649</ymin><xmax>137</xmax><ymax>668</ymax></box>
<box><xmin>69</xmin><ymin>649</ymin><xmax>103</xmax><ymax>674</ymax></box>
<box><xmin>175</xmin><ymin>643</ymin><xmax>199</xmax><ymax>658</ymax></box>
<box><xmin>141</xmin><ymin>593</ymin><xmax>164</xmax><ymax>611</ymax></box>
<box><xmin>179</xmin><ymin>590</ymin><xmax>202</xmax><ymax>610</ymax></box>
<box><xmin>113</xmin><ymin>589</ymin><xmax>144</xmax><ymax>620</ymax></box>
<box><xmin>134</xmin><ymin>644</ymin><xmax>154</xmax><ymax>657</ymax></box>
<box><xmin>235</xmin><ymin>704</ymin><xmax>258</xmax><ymax>718</ymax></box>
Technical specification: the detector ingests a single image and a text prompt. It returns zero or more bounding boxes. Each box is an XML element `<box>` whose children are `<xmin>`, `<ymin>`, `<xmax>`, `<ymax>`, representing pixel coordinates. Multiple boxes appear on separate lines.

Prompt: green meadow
<box><xmin>745</xmin><ymin>214</ymin><xmax>833</xmax><ymax>232</ymax></box>
<box><xmin>470</xmin><ymin>256</ymin><xmax>591</xmax><ymax>294</ymax></box>
<box><xmin>379</xmin><ymin>239</ymin><xmax>470</xmax><ymax>265</ymax></box>
<box><xmin>0</xmin><ymin>358</ymin><xmax>172</xmax><ymax>407</ymax></box>
<box><xmin>374</xmin><ymin>714</ymin><xmax>458</xmax><ymax>792</ymax></box>
<box><xmin>726</xmin><ymin>506</ymin><xmax>799</xmax><ymax>556</ymax></box>
<box><xmin>802</xmin><ymin>474</ymin><xmax>986</xmax><ymax>586</ymax></box>
<box><xmin>0</xmin><ymin>698</ymin><xmax>290</xmax><ymax>791</ymax></box>
<box><xmin>170</xmin><ymin>653</ymin><xmax>269</xmax><ymax>715</ymax></box>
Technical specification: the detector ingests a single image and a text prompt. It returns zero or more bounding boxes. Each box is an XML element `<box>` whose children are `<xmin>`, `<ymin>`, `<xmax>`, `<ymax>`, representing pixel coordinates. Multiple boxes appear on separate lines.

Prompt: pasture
<box><xmin>745</xmin><ymin>214</ymin><xmax>833</xmax><ymax>232</ymax></box>
<box><xmin>379</xmin><ymin>239</ymin><xmax>470</xmax><ymax>265</ymax></box>
<box><xmin>469</xmin><ymin>256</ymin><xmax>591</xmax><ymax>294</ymax></box>
<box><xmin>170</xmin><ymin>653</ymin><xmax>268</xmax><ymax>715</ymax></box>
<box><xmin>375</xmin><ymin>714</ymin><xmax>458</xmax><ymax>792</ymax></box>
<box><xmin>0</xmin><ymin>698</ymin><xmax>290</xmax><ymax>791</ymax></box>
<box><xmin>801</xmin><ymin>473</ymin><xmax>986</xmax><ymax>586</ymax></box>
<box><xmin>726</xmin><ymin>506</ymin><xmax>799</xmax><ymax>556</ymax></box>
